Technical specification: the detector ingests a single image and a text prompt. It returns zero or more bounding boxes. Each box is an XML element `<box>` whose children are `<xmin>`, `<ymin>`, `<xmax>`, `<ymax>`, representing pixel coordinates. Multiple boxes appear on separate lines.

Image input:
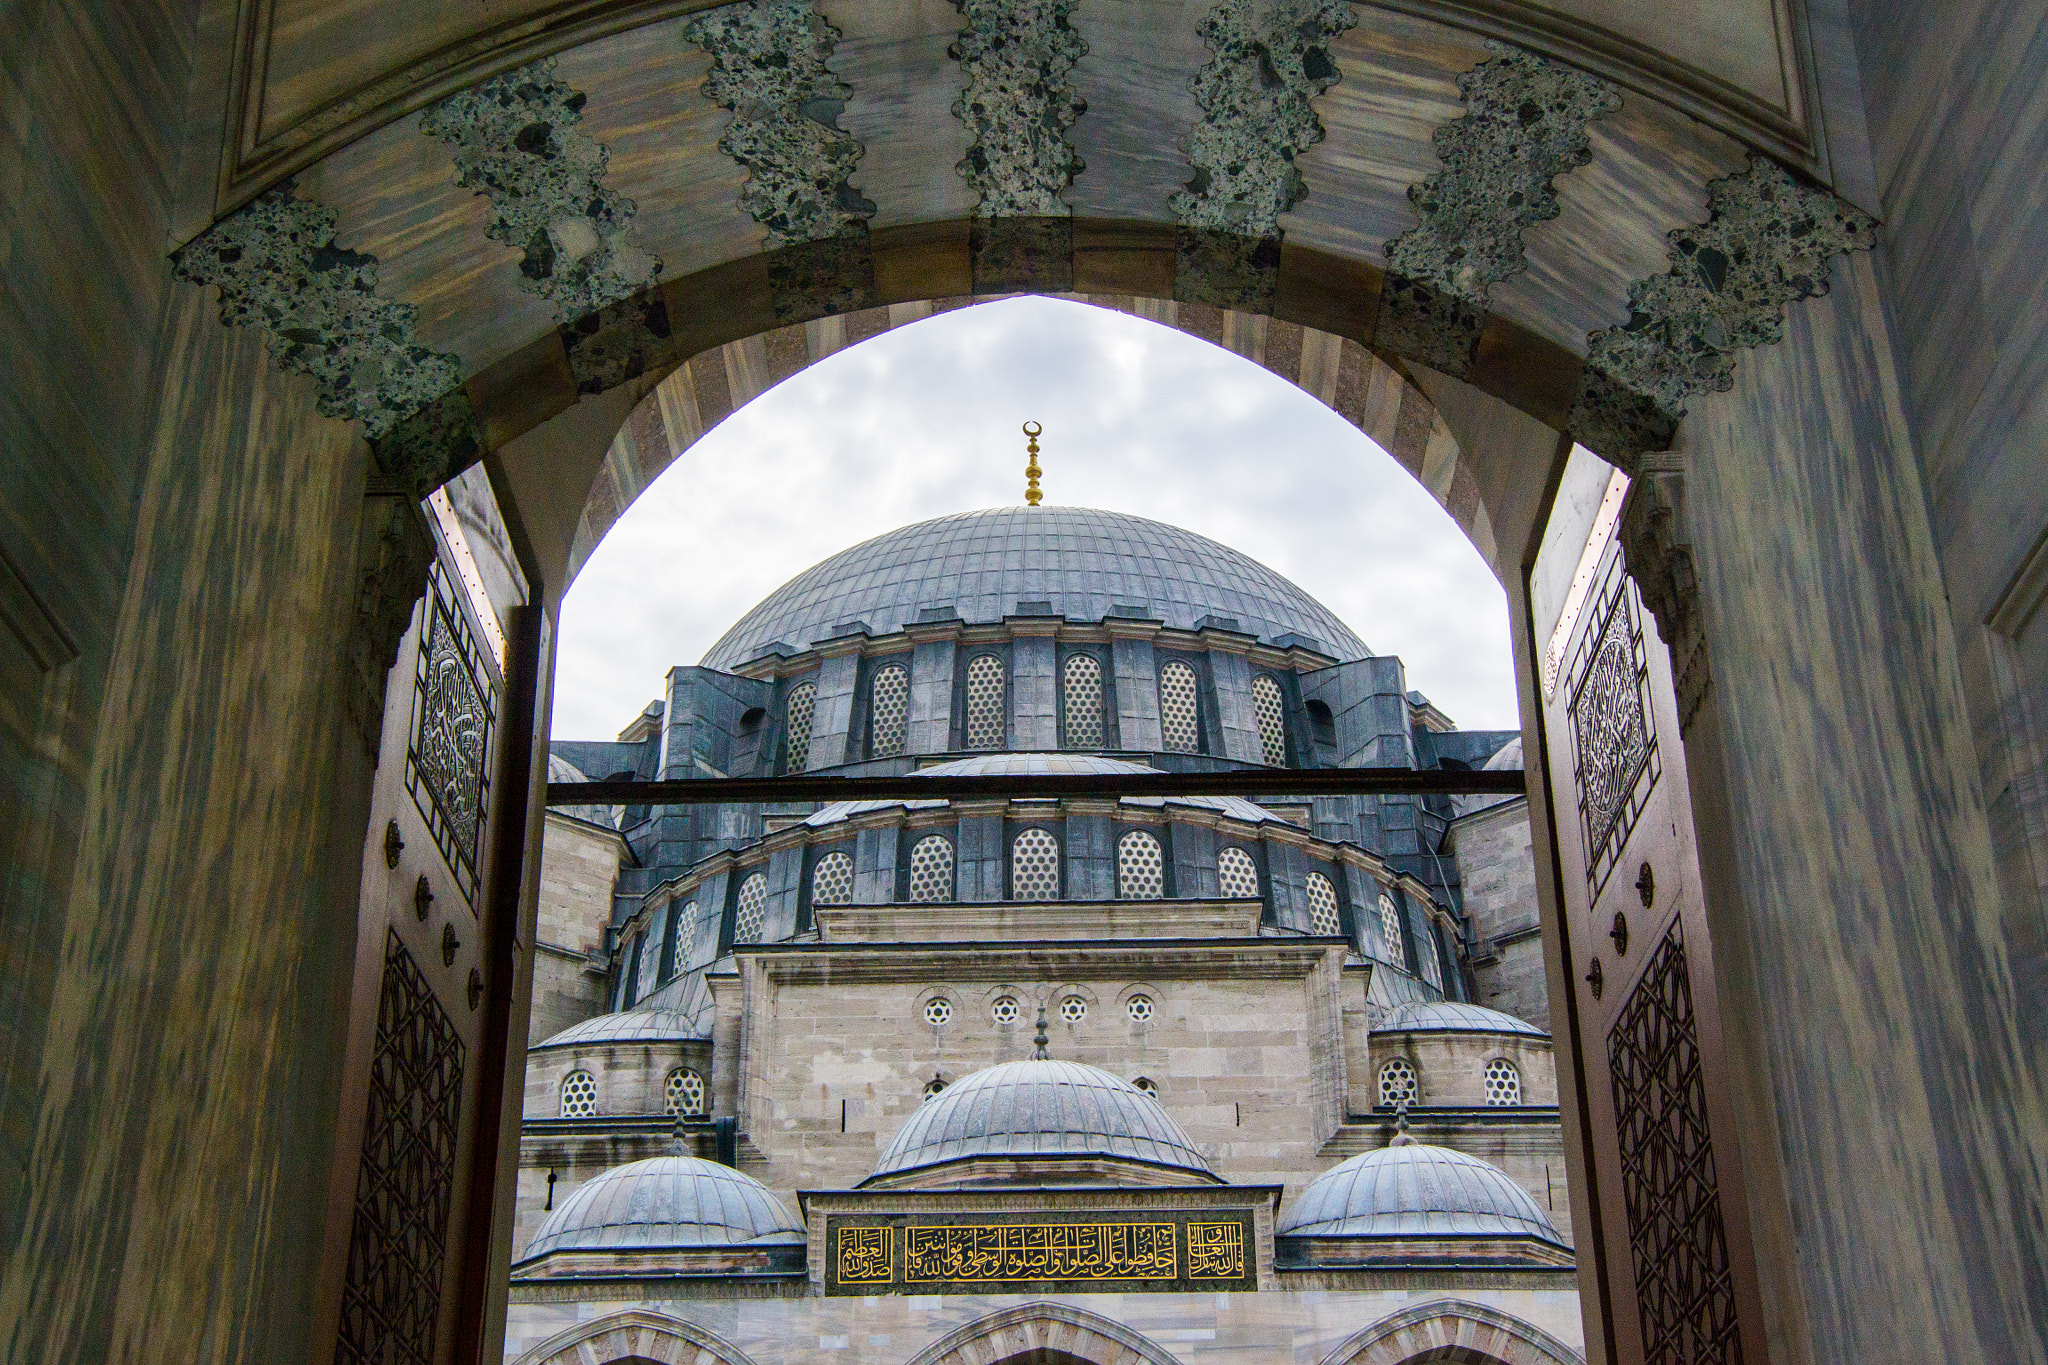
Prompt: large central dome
<box><xmin>702</xmin><ymin>507</ymin><xmax>1369</xmax><ymax>670</ymax></box>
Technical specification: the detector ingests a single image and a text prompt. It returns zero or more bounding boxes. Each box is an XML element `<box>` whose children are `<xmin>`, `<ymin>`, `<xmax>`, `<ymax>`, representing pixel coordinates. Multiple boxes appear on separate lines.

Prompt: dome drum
<box><xmin>526</xmin><ymin>1011</ymin><xmax>711</xmax><ymax>1122</ymax></box>
<box><xmin>1369</xmin><ymin>1003</ymin><xmax>1556</xmax><ymax>1110</ymax></box>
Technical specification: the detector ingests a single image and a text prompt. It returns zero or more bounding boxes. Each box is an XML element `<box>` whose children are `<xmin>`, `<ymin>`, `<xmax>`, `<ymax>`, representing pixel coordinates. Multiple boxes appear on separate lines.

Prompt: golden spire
<box><xmin>1022</xmin><ymin>421</ymin><xmax>1043</xmax><ymax>506</ymax></box>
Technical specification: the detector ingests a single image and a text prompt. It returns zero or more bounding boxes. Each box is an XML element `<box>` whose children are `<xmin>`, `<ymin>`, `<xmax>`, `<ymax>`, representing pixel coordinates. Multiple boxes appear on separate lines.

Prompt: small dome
<box><xmin>868</xmin><ymin>1060</ymin><xmax>1214</xmax><ymax>1182</ymax></box>
<box><xmin>1482</xmin><ymin>736</ymin><xmax>1524</xmax><ymax>771</ymax></box>
<box><xmin>546</xmin><ymin>754</ymin><xmax>618</xmax><ymax>828</ymax></box>
<box><xmin>1279</xmin><ymin>1144</ymin><xmax>1566</xmax><ymax>1245</ymax></box>
<box><xmin>521</xmin><ymin>1156</ymin><xmax>803</xmax><ymax>1259</ymax></box>
<box><xmin>805</xmin><ymin>753</ymin><xmax>1278</xmax><ymax>828</ymax></box>
<box><xmin>1376</xmin><ymin>1000</ymin><xmax>1547</xmax><ymax>1037</ymax></box>
<box><xmin>533</xmin><ymin>1008</ymin><xmax>695</xmax><ymax>1049</ymax></box>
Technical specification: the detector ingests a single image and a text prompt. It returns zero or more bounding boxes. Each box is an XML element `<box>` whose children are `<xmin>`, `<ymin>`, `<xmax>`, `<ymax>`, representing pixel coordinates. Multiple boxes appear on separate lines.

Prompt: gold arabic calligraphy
<box><xmin>902</xmin><ymin>1223</ymin><xmax>1178</xmax><ymax>1282</ymax></box>
<box><xmin>1186</xmin><ymin>1222</ymin><xmax>1245</xmax><ymax>1279</ymax></box>
<box><xmin>837</xmin><ymin>1226</ymin><xmax>893</xmax><ymax>1282</ymax></box>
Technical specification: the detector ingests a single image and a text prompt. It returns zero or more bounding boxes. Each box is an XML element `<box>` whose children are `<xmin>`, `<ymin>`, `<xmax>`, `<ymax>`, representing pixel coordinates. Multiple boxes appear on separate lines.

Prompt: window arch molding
<box><xmin>510</xmin><ymin>1309</ymin><xmax>766</xmax><ymax>1365</ymax></box>
<box><xmin>1310</xmin><ymin>1299</ymin><xmax>1582</xmax><ymax>1365</ymax></box>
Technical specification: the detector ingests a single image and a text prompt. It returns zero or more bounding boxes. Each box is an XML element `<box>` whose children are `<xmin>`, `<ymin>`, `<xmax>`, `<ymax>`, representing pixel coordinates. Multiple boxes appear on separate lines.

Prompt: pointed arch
<box><xmin>904</xmin><ymin>1301</ymin><xmax>1183</xmax><ymax>1365</ymax></box>
<box><xmin>1315</xmin><ymin>1300</ymin><xmax>1583</xmax><ymax>1365</ymax></box>
<box><xmin>512</xmin><ymin>1308</ymin><xmax>762</xmax><ymax>1365</ymax></box>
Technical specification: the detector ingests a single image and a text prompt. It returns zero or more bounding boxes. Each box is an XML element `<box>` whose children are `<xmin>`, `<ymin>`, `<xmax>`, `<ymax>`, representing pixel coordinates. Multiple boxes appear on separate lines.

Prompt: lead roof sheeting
<box><xmin>1277</xmin><ymin>1145</ymin><xmax>1568</xmax><ymax>1245</ymax></box>
<box><xmin>1376</xmin><ymin>1000</ymin><xmax>1549</xmax><ymax>1037</ymax></box>
<box><xmin>532</xmin><ymin>1008</ymin><xmax>696</xmax><ymax>1049</ymax></box>
<box><xmin>523</xmin><ymin>1156</ymin><xmax>804</xmax><ymax>1256</ymax></box>
<box><xmin>702</xmin><ymin>508</ymin><xmax>1370</xmax><ymax>670</ymax></box>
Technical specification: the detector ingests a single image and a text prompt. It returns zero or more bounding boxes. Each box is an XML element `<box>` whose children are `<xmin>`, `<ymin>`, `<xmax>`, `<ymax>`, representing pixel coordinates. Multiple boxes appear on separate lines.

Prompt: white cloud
<box><xmin>552</xmin><ymin>297</ymin><xmax>1517</xmax><ymax>739</ymax></box>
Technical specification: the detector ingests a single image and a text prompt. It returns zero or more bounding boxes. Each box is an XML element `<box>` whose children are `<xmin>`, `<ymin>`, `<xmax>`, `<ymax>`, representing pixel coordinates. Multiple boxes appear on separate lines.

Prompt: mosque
<box><xmin>504</xmin><ymin>487</ymin><xmax>1581</xmax><ymax>1365</ymax></box>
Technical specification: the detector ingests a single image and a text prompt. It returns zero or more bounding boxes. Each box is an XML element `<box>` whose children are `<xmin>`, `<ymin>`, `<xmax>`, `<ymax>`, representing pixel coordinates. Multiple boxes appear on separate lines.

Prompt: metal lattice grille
<box><xmin>733</xmin><ymin>872</ymin><xmax>768</xmax><ymax>943</ymax></box>
<box><xmin>1059</xmin><ymin>995</ymin><xmax>1088</xmax><ymax>1023</ymax></box>
<box><xmin>908</xmin><ymin>835</ymin><xmax>954</xmax><ymax>902</ymax></box>
<box><xmin>990</xmin><ymin>996</ymin><xmax>1019</xmax><ymax>1024</ymax></box>
<box><xmin>1377</xmin><ymin>893</ymin><xmax>1406</xmax><ymax>966</ymax></box>
<box><xmin>1484</xmin><ymin>1058</ymin><xmax>1522</xmax><ymax>1105</ymax></box>
<box><xmin>405</xmin><ymin>564</ymin><xmax>496</xmax><ymax>904</ymax></box>
<box><xmin>966</xmin><ymin>654</ymin><xmax>1005</xmax><ymax>749</ymax></box>
<box><xmin>1217</xmin><ymin>847</ymin><xmax>1260</xmax><ymax>898</ymax></box>
<box><xmin>1117</xmin><ymin>830</ymin><xmax>1164</xmax><ymax>899</ymax></box>
<box><xmin>337</xmin><ymin>931</ymin><xmax>464</xmax><ymax>1365</ymax></box>
<box><xmin>1012</xmin><ymin>828</ymin><xmax>1060</xmax><ymax>900</ymax></box>
<box><xmin>923</xmin><ymin>998</ymin><xmax>952</xmax><ymax>1027</ymax></box>
<box><xmin>665</xmin><ymin>1067</ymin><xmax>706</xmax><ymax>1117</ymax></box>
<box><xmin>1306</xmin><ymin>872</ymin><xmax>1343</xmax><ymax>936</ymax></box>
<box><xmin>559</xmin><ymin>1069</ymin><xmax>597</xmax><ymax>1117</ymax></box>
<box><xmin>811</xmin><ymin>851</ymin><xmax>853</xmax><ymax>906</ymax></box>
<box><xmin>1063</xmin><ymin>653</ymin><xmax>1104</xmax><ymax>748</ymax></box>
<box><xmin>784</xmin><ymin>681</ymin><xmax>818</xmax><ymax>774</ymax></box>
<box><xmin>1568</xmin><ymin>553</ymin><xmax>1661</xmax><ymax>894</ymax></box>
<box><xmin>1378</xmin><ymin>1057</ymin><xmax>1418</xmax><ymax>1108</ymax></box>
<box><xmin>870</xmin><ymin>663</ymin><xmax>909</xmax><ymax>758</ymax></box>
<box><xmin>1126</xmin><ymin>995</ymin><xmax>1154</xmax><ymax>1023</ymax></box>
<box><xmin>1252</xmin><ymin>673</ymin><xmax>1286</xmax><ymax>766</ymax></box>
<box><xmin>1611</xmin><ymin>924</ymin><xmax>1742</xmax><ymax>1365</ymax></box>
<box><xmin>1159</xmin><ymin>661</ymin><xmax>1200</xmax><ymax>753</ymax></box>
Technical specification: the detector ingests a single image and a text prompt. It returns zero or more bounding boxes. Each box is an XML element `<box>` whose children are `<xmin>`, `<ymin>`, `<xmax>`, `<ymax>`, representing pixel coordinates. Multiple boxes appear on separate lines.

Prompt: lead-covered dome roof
<box><xmin>804</xmin><ymin>753</ymin><xmax>1278</xmax><ymax>828</ymax></box>
<box><xmin>1376</xmin><ymin>1001</ymin><xmax>1548</xmax><ymax>1037</ymax></box>
<box><xmin>1278</xmin><ymin>1144</ymin><xmax>1567</xmax><ymax>1245</ymax></box>
<box><xmin>520</xmin><ymin>1155</ymin><xmax>803</xmax><ymax>1259</ymax></box>
<box><xmin>702</xmin><ymin>507</ymin><xmax>1369</xmax><ymax>669</ymax></box>
<box><xmin>532</xmin><ymin>1007</ymin><xmax>696</xmax><ymax>1049</ymax></box>
<box><xmin>867</xmin><ymin>1059</ymin><xmax>1215</xmax><ymax>1183</ymax></box>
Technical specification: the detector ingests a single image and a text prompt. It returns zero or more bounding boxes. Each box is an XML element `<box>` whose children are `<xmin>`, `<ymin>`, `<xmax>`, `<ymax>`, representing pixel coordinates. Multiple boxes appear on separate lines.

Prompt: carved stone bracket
<box><xmin>349</xmin><ymin>490</ymin><xmax>436</xmax><ymax>758</ymax></box>
<box><xmin>1619</xmin><ymin>469</ymin><xmax>1709</xmax><ymax>732</ymax></box>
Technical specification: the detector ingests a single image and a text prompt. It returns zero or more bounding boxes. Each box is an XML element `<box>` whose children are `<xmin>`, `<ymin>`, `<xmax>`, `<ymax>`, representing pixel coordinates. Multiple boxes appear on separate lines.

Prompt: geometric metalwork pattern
<box><xmin>664</xmin><ymin>1067</ymin><xmax>706</xmax><ymax>1117</ymax></box>
<box><xmin>733</xmin><ymin>872</ymin><xmax>768</xmax><ymax>943</ymax></box>
<box><xmin>1378</xmin><ymin>1057</ymin><xmax>1418</xmax><ymax>1108</ymax></box>
<box><xmin>1217</xmin><ymin>846</ymin><xmax>1260</xmax><ymax>899</ymax></box>
<box><xmin>1252</xmin><ymin>673</ymin><xmax>1286</xmax><ymax>765</ymax></box>
<box><xmin>1568</xmin><ymin>549</ymin><xmax>1661</xmax><ymax>894</ymax></box>
<box><xmin>1610</xmin><ymin>923</ymin><xmax>1742</xmax><ymax>1365</ymax></box>
<box><xmin>337</xmin><ymin>931</ymin><xmax>465</xmax><ymax>1365</ymax></box>
<box><xmin>908</xmin><ymin>835</ymin><xmax>955</xmax><ymax>902</ymax></box>
<box><xmin>870</xmin><ymin>663</ymin><xmax>909</xmax><ymax>758</ymax></box>
<box><xmin>1378</xmin><ymin>893</ymin><xmax>1407</xmax><ymax>967</ymax></box>
<box><xmin>559</xmin><ymin>1069</ymin><xmax>597</xmax><ymax>1117</ymax></box>
<box><xmin>1484</xmin><ymin>1057</ymin><xmax>1522</xmax><ymax>1106</ymax></box>
<box><xmin>1159</xmin><ymin>660</ymin><xmax>1200</xmax><ymax>753</ymax></box>
<box><xmin>1117</xmin><ymin>830</ymin><xmax>1165</xmax><ymax>899</ymax></box>
<box><xmin>784</xmin><ymin>680</ymin><xmax>818</xmax><ymax>774</ymax></box>
<box><xmin>990</xmin><ymin>996</ymin><xmax>1020</xmax><ymax>1025</ymax></box>
<box><xmin>405</xmin><ymin>563</ymin><xmax>496</xmax><ymax>905</ymax></box>
<box><xmin>1012</xmin><ymin>827</ymin><xmax>1060</xmax><ymax>900</ymax></box>
<box><xmin>1126</xmin><ymin>995</ymin><xmax>1154</xmax><ymax>1023</ymax></box>
<box><xmin>1062</xmin><ymin>652</ymin><xmax>1104</xmax><ymax>748</ymax></box>
<box><xmin>966</xmin><ymin>654</ymin><xmax>1006</xmax><ymax>749</ymax></box>
<box><xmin>669</xmin><ymin>902</ymin><xmax>697</xmax><ymax>980</ymax></box>
<box><xmin>923</xmin><ymin>997</ymin><xmax>953</xmax><ymax>1027</ymax></box>
<box><xmin>1058</xmin><ymin>994</ymin><xmax>1088</xmax><ymax>1023</ymax></box>
<box><xmin>811</xmin><ymin>850</ymin><xmax>854</xmax><ymax>906</ymax></box>
<box><xmin>1305</xmin><ymin>872</ymin><xmax>1342</xmax><ymax>936</ymax></box>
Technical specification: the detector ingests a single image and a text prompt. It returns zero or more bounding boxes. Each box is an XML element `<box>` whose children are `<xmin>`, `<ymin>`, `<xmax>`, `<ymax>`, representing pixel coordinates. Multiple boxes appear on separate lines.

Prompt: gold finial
<box><xmin>1022</xmin><ymin>421</ymin><xmax>1043</xmax><ymax>506</ymax></box>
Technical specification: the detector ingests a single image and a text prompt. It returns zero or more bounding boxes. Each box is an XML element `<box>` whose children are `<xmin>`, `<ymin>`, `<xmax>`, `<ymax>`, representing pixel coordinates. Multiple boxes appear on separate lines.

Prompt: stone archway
<box><xmin>511</xmin><ymin>1308</ymin><xmax>759</xmax><ymax>1365</ymax></box>
<box><xmin>1316</xmin><ymin>1300</ymin><xmax>1583</xmax><ymax>1365</ymax></box>
<box><xmin>902</xmin><ymin>1301</ymin><xmax>1184</xmax><ymax>1365</ymax></box>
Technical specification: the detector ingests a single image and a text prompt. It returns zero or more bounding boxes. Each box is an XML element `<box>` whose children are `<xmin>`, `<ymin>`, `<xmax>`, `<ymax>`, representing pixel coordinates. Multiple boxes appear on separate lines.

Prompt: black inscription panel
<box><xmin>824</xmin><ymin>1211</ymin><xmax>1256</xmax><ymax>1294</ymax></box>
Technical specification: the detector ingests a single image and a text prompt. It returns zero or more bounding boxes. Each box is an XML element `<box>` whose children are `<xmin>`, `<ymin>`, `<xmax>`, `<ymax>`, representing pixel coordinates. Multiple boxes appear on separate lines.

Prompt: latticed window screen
<box><xmin>1252</xmin><ymin>674</ymin><xmax>1287</xmax><ymax>766</ymax></box>
<box><xmin>1217</xmin><ymin>846</ymin><xmax>1260</xmax><ymax>898</ymax></box>
<box><xmin>664</xmin><ymin>1067</ymin><xmax>706</xmax><ymax>1117</ymax></box>
<box><xmin>733</xmin><ymin>872</ymin><xmax>768</xmax><ymax>943</ymax></box>
<box><xmin>1484</xmin><ymin>1058</ymin><xmax>1522</xmax><ymax>1106</ymax></box>
<box><xmin>784</xmin><ymin>681</ymin><xmax>818</xmax><ymax>773</ymax></box>
<box><xmin>1062</xmin><ymin>653</ymin><xmax>1104</xmax><ymax>748</ymax></box>
<box><xmin>1305</xmin><ymin>872</ymin><xmax>1343</xmax><ymax>936</ymax></box>
<box><xmin>922</xmin><ymin>998</ymin><xmax>952</xmax><ymax>1027</ymax></box>
<box><xmin>965</xmin><ymin>654</ymin><xmax>1005</xmax><ymax>749</ymax></box>
<box><xmin>810</xmin><ymin>851</ymin><xmax>853</xmax><ymax>906</ymax></box>
<box><xmin>1012</xmin><ymin>828</ymin><xmax>1060</xmax><ymax>900</ymax></box>
<box><xmin>1058</xmin><ymin>995</ymin><xmax>1088</xmax><ymax>1023</ymax></box>
<box><xmin>1377</xmin><ymin>893</ymin><xmax>1406</xmax><ymax>966</ymax></box>
<box><xmin>869</xmin><ymin>663</ymin><xmax>909</xmax><ymax>758</ymax></box>
<box><xmin>1126</xmin><ymin>995</ymin><xmax>1154</xmax><ymax>1023</ymax></box>
<box><xmin>559</xmin><ymin>1070</ymin><xmax>598</xmax><ymax>1117</ymax></box>
<box><xmin>672</xmin><ymin>902</ymin><xmax>697</xmax><ymax>976</ymax></box>
<box><xmin>1117</xmin><ymin>830</ymin><xmax>1165</xmax><ymax>899</ymax></box>
<box><xmin>1378</xmin><ymin>1058</ymin><xmax>1418</xmax><ymax>1108</ymax></box>
<box><xmin>908</xmin><ymin>835</ymin><xmax>955</xmax><ymax>902</ymax></box>
<box><xmin>1159</xmin><ymin>661</ymin><xmax>1200</xmax><ymax>753</ymax></box>
<box><xmin>990</xmin><ymin>996</ymin><xmax>1019</xmax><ymax>1025</ymax></box>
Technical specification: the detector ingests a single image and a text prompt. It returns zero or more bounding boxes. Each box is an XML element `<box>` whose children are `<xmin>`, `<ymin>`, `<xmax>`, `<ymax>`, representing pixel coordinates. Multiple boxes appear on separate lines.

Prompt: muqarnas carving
<box><xmin>1572</xmin><ymin>156</ymin><xmax>1876</xmax><ymax>463</ymax></box>
<box><xmin>1171</xmin><ymin>0</ymin><xmax>1354</xmax><ymax>308</ymax></box>
<box><xmin>1380</xmin><ymin>45</ymin><xmax>1619</xmax><ymax>374</ymax></box>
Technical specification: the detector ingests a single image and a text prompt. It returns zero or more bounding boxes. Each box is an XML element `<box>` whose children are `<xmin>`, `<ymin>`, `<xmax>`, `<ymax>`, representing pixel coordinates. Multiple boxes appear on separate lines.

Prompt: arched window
<box><xmin>1158</xmin><ymin>660</ymin><xmax>1200</xmax><ymax>753</ymax></box>
<box><xmin>559</xmin><ymin>1069</ymin><xmax>598</xmax><ymax>1117</ymax></box>
<box><xmin>664</xmin><ymin>1067</ymin><xmax>706</xmax><ymax>1117</ymax></box>
<box><xmin>908</xmin><ymin>834</ymin><xmax>955</xmax><ymax>902</ymax></box>
<box><xmin>733</xmin><ymin>871</ymin><xmax>768</xmax><ymax>943</ymax></box>
<box><xmin>784</xmin><ymin>680</ymin><xmax>818</xmax><ymax>773</ymax></box>
<box><xmin>1012</xmin><ymin>828</ymin><xmax>1060</xmax><ymax>900</ymax></box>
<box><xmin>1252</xmin><ymin>673</ymin><xmax>1287</xmax><ymax>766</ymax></box>
<box><xmin>1217</xmin><ymin>846</ymin><xmax>1260</xmax><ymax>898</ymax></box>
<box><xmin>1307</xmin><ymin>698</ymin><xmax>1336</xmax><ymax>747</ymax></box>
<box><xmin>869</xmin><ymin>663</ymin><xmax>909</xmax><ymax>758</ymax></box>
<box><xmin>1484</xmin><ymin>1057</ymin><xmax>1522</xmax><ymax>1106</ymax></box>
<box><xmin>1377</xmin><ymin>892</ymin><xmax>1406</xmax><ymax>968</ymax></box>
<box><xmin>1116</xmin><ymin>829</ymin><xmax>1164</xmax><ymax>899</ymax></box>
<box><xmin>670</xmin><ymin>901</ymin><xmax>697</xmax><ymax>976</ymax></box>
<box><xmin>1378</xmin><ymin>1057</ymin><xmax>1418</xmax><ymax>1109</ymax></box>
<box><xmin>965</xmin><ymin>654</ymin><xmax>1005</xmax><ymax>749</ymax></box>
<box><xmin>1125</xmin><ymin>995</ymin><xmax>1154</xmax><ymax>1023</ymax></box>
<box><xmin>810</xmin><ymin>850</ymin><xmax>853</xmax><ymax>907</ymax></box>
<box><xmin>1305</xmin><ymin>871</ymin><xmax>1343</xmax><ymax>936</ymax></box>
<box><xmin>1062</xmin><ymin>652</ymin><xmax>1103</xmax><ymax>748</ymax></box>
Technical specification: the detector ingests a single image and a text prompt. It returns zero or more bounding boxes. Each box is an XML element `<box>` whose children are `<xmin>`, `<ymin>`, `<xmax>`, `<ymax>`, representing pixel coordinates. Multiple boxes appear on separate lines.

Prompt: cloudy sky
<box><xmin>551</xmin><ymin>296</ymin><xmax>1516</xmax><ymax>740</ymax></box>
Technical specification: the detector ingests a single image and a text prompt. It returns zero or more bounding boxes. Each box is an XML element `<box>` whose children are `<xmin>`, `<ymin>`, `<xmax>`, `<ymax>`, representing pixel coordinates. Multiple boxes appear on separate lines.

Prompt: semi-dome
<box><xmin>867</xmin><ymin>1059</ymin><xmax>1215</xmax><ymax>1184</ymax></box>
<box><xmin>520</xmin><ymin>1155</ymin><xmax>803</xmax><ymax>1260</ymax></box>
<box><xmin>1278</xmin><ymin>1143</ymin><xmax>1567</xmax><ymax>1245</ymax></box>
<box><xmin>533</xmin><ymin>1008</ymin><xmax>696</xmax><ymax>1049</ymax></box>
<box><xmin>1376</xmin><ymin>1001</ymin><xmax>1548</xmax><ymax>1037</ymax></box>
<box><xmin>805</xmin><ymin>752</ymin><xmax>1280</xmax><ymax>829</ymax></box>
<box><xmin>702</xmin><ymin>506</ymin><xmax>1369</xmax><ymax>669</ymax></box>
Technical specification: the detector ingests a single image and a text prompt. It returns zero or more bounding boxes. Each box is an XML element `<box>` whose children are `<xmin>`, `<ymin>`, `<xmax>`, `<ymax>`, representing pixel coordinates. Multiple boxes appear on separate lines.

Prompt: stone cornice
<box><xmin>812</xmin><ymin>899</ymin><xmax>1263</xmax><ymax>944</ymax></box>
<box><xmin>736</xmin><ymin>938</ymin><xmax>1345</xmax><ymax>984</ymax></box>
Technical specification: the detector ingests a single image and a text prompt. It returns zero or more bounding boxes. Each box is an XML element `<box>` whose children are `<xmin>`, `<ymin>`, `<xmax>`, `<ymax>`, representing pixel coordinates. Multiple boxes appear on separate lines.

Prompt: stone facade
<box><xmin>529</xmin><ymin>811</ymin><xmax>629</xmax><ymax>1044</ymax></box>
<box><xmin>1451</xmin><ymin>798</ymin><xmax>1550</xmax><ymax>1030</ymax></box>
